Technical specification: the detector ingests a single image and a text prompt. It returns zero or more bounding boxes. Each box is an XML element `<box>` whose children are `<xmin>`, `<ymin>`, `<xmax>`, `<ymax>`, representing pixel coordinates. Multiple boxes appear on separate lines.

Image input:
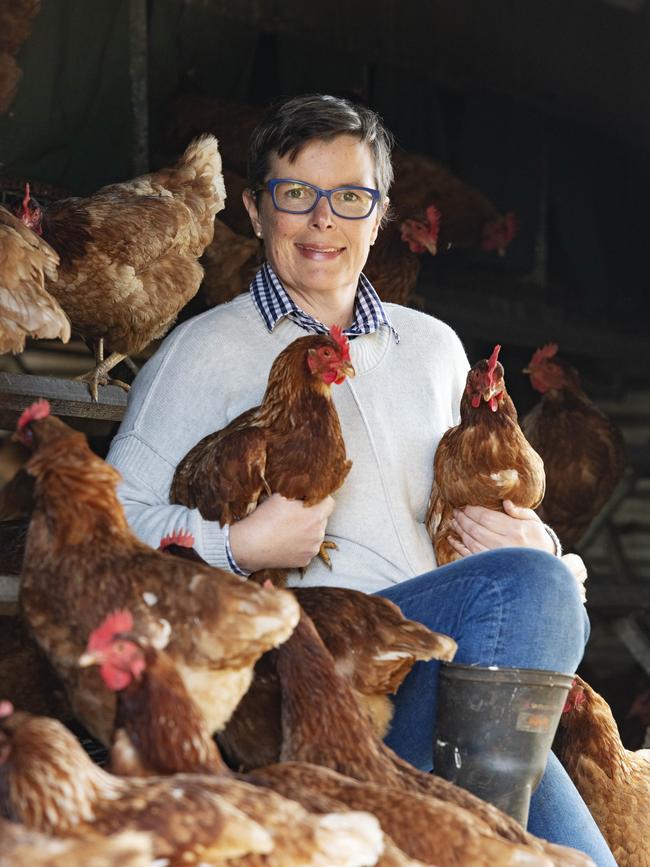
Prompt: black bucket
<box><xmin>433</xmin><ymin>663</ymin><xmax>573</xmax><ymax>826</ymax></box>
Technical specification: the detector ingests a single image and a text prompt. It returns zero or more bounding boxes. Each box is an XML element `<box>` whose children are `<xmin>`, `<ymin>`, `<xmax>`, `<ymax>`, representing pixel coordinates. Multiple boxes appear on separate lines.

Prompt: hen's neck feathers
<box><xmin>562</xmin><ymin>685</ymin><xmax>629</xmax><ymax>781</ymax></box>
<box><xmin>277</xmin><ymin>612</ymin><xmax>388</xmax><ymax>772</ymax></box>
<box><xmin>459</xmin><ymin>390</ymin><xmax>518</xmax><ymax>428</ymax></box>
<box><xmin>117</xmin><ymin>647</ymin><xmax>229</xmax><ymax>775</ymax></box>
<box><xmin>258</xmin><ymin>342</ymin><xmax>334</xmax><ymax>425</ymax></box>
<box><xmin>28</xmin><ymin>436</ymin><xmax>129</xmax><ymax>549</ymax></box>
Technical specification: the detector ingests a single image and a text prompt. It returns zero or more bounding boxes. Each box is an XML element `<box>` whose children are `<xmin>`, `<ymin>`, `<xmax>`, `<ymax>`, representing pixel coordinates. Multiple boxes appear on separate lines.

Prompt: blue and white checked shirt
<box><xmin>249</xmin><ymin>261</ymin><xmax>400</xmax><ymax>344</ymax></box>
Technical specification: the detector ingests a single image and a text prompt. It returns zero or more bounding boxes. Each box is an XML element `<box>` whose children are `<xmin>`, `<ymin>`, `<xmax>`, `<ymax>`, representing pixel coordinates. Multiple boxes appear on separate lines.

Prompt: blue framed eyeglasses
<box><xmin>256</xmin><ymin>178</ymin><xmax>381</xmax><ymax>220</ymax></box>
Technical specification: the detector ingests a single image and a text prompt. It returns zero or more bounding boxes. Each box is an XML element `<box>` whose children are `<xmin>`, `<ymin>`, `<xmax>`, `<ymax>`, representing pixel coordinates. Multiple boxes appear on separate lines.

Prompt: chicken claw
<box><xmin>318</xmin><ymin>539</ymin><xmax>338</xmax><ymax>570</ymax></box>
<box><xmin>75</xmin><ymin>363</ymin><xmax>131</xmax><ymax>401</ymax></box>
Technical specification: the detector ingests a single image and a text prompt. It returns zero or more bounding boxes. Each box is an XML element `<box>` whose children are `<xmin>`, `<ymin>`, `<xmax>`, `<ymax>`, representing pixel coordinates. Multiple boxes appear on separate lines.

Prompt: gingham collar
<box><xmin>249</xmin><ymin>261</ymin><xmax>399</xmax><ymax>343</ymax></box>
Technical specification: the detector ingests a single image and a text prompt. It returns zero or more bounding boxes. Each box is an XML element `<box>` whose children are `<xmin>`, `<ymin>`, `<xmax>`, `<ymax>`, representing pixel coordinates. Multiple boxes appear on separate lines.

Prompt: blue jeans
<box><xmin>375</xmin><ymin>548</ymin><xmax>617</xmax><ymax>867</ymax></box>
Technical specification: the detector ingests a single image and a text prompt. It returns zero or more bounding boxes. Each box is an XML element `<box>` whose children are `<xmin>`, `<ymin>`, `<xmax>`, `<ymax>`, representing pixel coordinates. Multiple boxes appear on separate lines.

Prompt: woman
<box><xmin>107</xmin><ymin>93</ymin><xmax>614</xmax><ymax>865</ymax></box>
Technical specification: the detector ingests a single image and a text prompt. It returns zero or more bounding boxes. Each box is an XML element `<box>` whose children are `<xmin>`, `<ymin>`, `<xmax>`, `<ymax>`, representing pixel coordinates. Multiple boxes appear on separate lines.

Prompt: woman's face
<box><xmin>244</xmin><ymin>134</ymin><xmax>385</xmax><ymax>301</ymax></box>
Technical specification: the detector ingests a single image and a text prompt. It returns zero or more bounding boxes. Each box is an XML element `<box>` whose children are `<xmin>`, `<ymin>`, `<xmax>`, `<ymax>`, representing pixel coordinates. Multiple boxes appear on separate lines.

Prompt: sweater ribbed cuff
<box><xmin>199</xmin><ymin>520</ymin><xmax>235</xmax><ymax>572</ymax></box>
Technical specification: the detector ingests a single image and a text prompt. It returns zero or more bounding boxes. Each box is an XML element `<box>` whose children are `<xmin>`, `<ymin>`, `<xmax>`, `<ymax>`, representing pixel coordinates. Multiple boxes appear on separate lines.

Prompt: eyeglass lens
<box><xmin>272</xmin><ymin>182</ymin><xmax>375</xmax><ymax>218</ymax></box>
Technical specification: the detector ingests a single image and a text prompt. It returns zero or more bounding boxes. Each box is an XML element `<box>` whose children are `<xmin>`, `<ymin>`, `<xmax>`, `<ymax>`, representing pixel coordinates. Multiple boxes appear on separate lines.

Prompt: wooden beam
<box><xmin>0</xmin><ymin>372</ymin><xmax>127</xmax><ymax>434</ymax></box>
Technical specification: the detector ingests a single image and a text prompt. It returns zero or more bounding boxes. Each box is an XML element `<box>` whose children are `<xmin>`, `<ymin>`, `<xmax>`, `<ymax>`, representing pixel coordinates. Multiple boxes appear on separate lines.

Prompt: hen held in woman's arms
<box><xmin>426</xmin><ymin>345</ymin><xmax>545</xmax><ymax>565</ymax></box>
<box><xmin>170</xmin><ymin>327</ymin><xmax>354</xmax><ymax>588</ymax></box>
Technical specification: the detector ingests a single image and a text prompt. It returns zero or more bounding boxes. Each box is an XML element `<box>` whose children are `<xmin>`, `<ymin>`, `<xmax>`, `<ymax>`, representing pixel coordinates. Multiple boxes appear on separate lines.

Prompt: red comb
<box><xmin>530</xmin><ymin>343</ymin><xmax>558</xmax><ymax>367</ymax></box>
<box><xmin>17</xmin><ymin>399</ymin><xmax>51</xmax><ymax>432</ymax></box>
<box><xmin>263</xmin><ymin>579</ymin><xmax>274</xmax><ymax>589</ymax></box>
<box><xmin>329</xmin><ymin>325</ymin><xmax>351</xmax><ymax>360</ymax></box>
<box><xmin>0</xmin><ymin>700</ymin><xmax>14</xmax><ymax>718</ymax></box>
<box><xmin>87</xmin><ymin>610</ymin><xmax>134</xmax><ymax>652</ymax></box>
<box><xmin>487</xmin><ymin>345</ymin><xmax>501</xmax><ymax>374</ymax></box>
<box><xmin>159</xmin><ymin>529</ymin><xmax>195</xmax><ymax>550</ymax></box>
<box><xmin>22</xmin><ymin>183</ymin><xmax>31</xmax><ymax>212</ymax></box>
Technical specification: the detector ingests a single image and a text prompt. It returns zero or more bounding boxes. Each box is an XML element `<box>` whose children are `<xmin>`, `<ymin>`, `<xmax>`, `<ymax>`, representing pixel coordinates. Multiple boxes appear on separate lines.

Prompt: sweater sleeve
<box><xmin>105</xmin><ymin>312</ymin><xmax>245</xmax><ymax>574</ymax></box>
<box><xmin>107</xmin><ymin>433</ymin><xmax>232</xmax><ymax>570</ymax></box>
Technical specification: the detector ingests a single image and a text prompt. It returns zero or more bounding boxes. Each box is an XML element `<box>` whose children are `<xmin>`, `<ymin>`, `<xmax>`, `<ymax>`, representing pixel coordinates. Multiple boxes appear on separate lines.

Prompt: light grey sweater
<box><xmin>107</xmin><ymin>292</ymin><xmax>470</xmax><ymax>594</ymax></box>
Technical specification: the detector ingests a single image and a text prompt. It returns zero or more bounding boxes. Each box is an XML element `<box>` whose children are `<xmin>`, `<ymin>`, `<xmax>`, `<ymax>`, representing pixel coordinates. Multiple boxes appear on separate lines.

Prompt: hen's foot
<box><xmin>75</xmin><ymin>369</ymin><xmax>130</xmax><ymax>402</ymax></box>
<box><xmin>75</xmin><ymin>351</ymin><xmax>129</xmax><ymax>401</ymax></box>
<box><xmin>318</xmin><ymin>540</ymin><xmax>338</xmax><ymax>570</ymax></box>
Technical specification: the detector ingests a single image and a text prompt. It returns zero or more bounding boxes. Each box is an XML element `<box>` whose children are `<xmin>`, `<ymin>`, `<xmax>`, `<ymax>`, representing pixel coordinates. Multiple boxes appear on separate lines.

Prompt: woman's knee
<box><xmin>478</xmin><ymin>548</ymin><xmax>587</xmax><ymax>632</ymax></box>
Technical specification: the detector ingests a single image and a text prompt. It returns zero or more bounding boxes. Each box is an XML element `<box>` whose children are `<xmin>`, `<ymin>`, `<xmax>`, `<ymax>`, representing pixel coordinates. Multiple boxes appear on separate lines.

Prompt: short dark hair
<box><xmin>247</xmin><ymin>94</ymin><xmax>395</xmax><ymax>199</ymax></box>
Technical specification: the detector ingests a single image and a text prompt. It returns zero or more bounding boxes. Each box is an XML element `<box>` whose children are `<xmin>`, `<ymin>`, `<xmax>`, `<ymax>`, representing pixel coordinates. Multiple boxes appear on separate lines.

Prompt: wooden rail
<box><xmin>0</xmin><ymin>372</ymin><xmax>127</xmax><ymax>435</ymax></box>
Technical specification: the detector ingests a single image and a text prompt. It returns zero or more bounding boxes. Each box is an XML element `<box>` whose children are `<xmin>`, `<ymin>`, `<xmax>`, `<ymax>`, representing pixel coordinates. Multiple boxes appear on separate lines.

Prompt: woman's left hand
<box><xmin>448</xmin><ymin>500</ymin><xmax>556</xmax><ymax>558</ymax></box>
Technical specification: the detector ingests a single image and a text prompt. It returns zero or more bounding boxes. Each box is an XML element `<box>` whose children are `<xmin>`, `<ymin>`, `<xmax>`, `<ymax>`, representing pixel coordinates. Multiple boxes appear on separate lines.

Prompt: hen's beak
<box><xmin>423</xmin><ymin>239</ymin><xmax>438</xmax><ymax>256</ymax></box>
<box><xmin>78</xmin><ymin>650</ymin><xmax>102</xmax><ymax>668</ymax></box>
<box><xmin>340</xmin><ymin>361</ymin><xmax>355</xmax><ymax>379</ymax></box>
<box><xmin>522</xmin><ymin>367</ymin><xmax>532</xmax><ymax>374</ymax></box>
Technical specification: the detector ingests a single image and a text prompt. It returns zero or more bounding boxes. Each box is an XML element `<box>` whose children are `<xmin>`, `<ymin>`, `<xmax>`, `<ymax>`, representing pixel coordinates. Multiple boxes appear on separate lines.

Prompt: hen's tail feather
<box><xmin>169</xmin><ymin>134</ymin><xmax>227</xmax><ymax>211</ymax></box>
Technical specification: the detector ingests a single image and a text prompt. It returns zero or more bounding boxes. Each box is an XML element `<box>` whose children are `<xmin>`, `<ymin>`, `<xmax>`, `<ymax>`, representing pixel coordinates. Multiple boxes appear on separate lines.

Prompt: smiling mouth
<box><xmin>296</xmin><ymin>244</ymin><xmax>345</xmax><ymax>253</ymax></box>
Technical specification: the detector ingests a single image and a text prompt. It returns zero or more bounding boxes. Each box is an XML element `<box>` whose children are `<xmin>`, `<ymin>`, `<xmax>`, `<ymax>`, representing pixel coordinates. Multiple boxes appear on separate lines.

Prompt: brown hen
<box><xmin>363</xmin><ymin>208</ymin><xmax>438</xmax><ymax>308</ymax></box>
<box><xmin>426</xmin><ymin>344</ymin><xmax>545</xmax><ymax>565</ymax></box>
<box><xmin>200</xmin><ymin>216</ymin><xmax>261</xmax><ymax>308</ymax></box>
<box><xmin>0</xmin><ymin>818</ymin><xmax>153</xmax><ymax>867</ymax></box>
<box><xmin>222</xmin><ymin>583</ymin><xmax>457</xmax><ymax>769</ymax></box>
<box><xmin>521</xmin><ymin>344</ymin><xmax>627</xmax><ymax>550</ymax></box>
<box><xmin>273</xmin><ymin>609</ymin><xmax>594</xmax><ymax>867</ymax></box>
<box><xmin>0</xmin><ymin>705</ymin><xmax>277</xmax><ymax>864</ymax></box>
<box><xmin>170</xmin><ymin>327</ymin><xmax>354</xmax><ymax>587</ymax></box>
<box><xmin>0</xmin><ymin>704</ymin><xmax>387</xmax><ymax>867</ymax></box>
<box><xmin>16</xmin><ymin>400</ymin><xmax>299</xmax><ymax>745</ymax></box>
<box><xmin>82</xmin><ymin>610</ymin><xmax>546</xmax><ymax>867</ymax></box>
<box><xmin>390</xmin><ymin>150</ymin><xmax>518</xmax><ymax>256</ymax></box>
<box><xmin>558</xmin><ymin>675</ymin><xmax>650</xmax><ymax>867</ymax></box>
<box><xmin>18</xmin><ymin>135</ymin><xmax>226</xmax><ymax>398</ymax></box>
<box><xmin>0</xmin><ymin>203</ymin><xmax>70</xmax><ymax>354</ymax></box>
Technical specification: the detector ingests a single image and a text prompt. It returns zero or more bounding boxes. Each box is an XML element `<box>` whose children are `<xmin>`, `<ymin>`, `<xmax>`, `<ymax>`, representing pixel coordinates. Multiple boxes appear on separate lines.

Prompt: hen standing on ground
<box><xmin>0</xmin><ymin>201</ymin><xmax>70</xmax><ymax>354</ymax></box>
<box><xmin>521</xmin><ymin>344</ymin><xmax>627</xmax><ymax>550</ymax></box>
<box><xmin>426</xmin><ymin>344</ymin><xmax>545</xmax><ymax>565</ymax></box>
<box><xmin>18</xmin><ymin>135</ymin><xmax>226</xmax><ymax>399</ymax></box>
<box><xmin>558</xmin><ymin>675</ymin><xmax>650</xmax><ymax>867</ymax></box>
<box><xmin>16</xmin><ymin>400</ymin><xmax>299</xmax><ymax>745</ymax></box>
<box><xmin>171</xmin><ymin>327</ymin><xmax>355</xmax><ymax>587</ymax></box>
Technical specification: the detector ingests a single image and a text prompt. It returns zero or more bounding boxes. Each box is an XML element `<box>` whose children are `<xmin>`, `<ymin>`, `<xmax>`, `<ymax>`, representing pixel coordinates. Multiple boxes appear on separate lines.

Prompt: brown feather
<box><xmin>0</xmin><ymin>206</ymin><xmax>69</xmax><ymax>354</ymax></box>
<box><xmin>171</xmin><ymin>332</ymin><xmax>353</xmax><ymax>587</ymax></box>
<box><xmin>522</xmin><ymin>356</ymin><xmax>626</xmax><ymax>550</ymax></box>
<box><xmin>19</xmin><ymin>413</ymin><xmax>299</xmax><ymax>745</ymax></box>
<box><xmin>426</xmin><ymin>352</ymin><xmax>545</xmax><ymax>564</ymax></box>
<box><xmin>36</xmin><ymin>135</ymin><xmax>225</xmax><ymax>358</ymax></box>
<box><xmin>559</xmin><ymin>676</ymin><xmax>650</xmax><ymax>867</ymax></box>
<box><xmin>273</xmin><ymin>610</ymin><xmax>592</xmax><ymax>867</ymax></box>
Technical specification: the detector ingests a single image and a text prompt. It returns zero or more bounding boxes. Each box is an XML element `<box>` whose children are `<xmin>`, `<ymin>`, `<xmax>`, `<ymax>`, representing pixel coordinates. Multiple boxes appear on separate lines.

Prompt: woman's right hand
<box><xmin>228</xmin><ymin>493</ymin><xmax>336</xmax><ymax>573</ymax></box>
